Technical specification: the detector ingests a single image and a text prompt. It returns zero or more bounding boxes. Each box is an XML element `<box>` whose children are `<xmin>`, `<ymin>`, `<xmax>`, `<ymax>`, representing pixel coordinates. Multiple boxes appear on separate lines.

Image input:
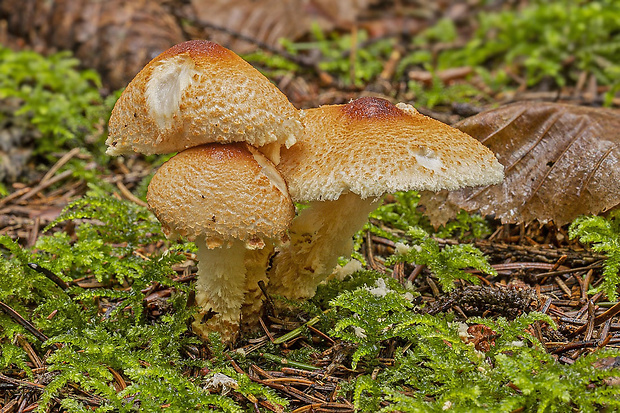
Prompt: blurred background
<box><xmin>3</xmin><ymin>0</ymin><xmax>617</xmax><ymax>104</ymax></box>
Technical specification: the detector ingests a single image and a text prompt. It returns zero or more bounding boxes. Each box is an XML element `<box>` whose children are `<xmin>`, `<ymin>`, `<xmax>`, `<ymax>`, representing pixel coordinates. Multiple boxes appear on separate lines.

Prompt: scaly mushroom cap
<box><xmin>107</xmin><ymin>40</ymin><xmax>301</xmax><ymax>156</ymax></box>
<box><xmin>147</xmin><ymin>142</ymin><xmax>295</xmax><ymax>248</ymax></box>
<box><xmin>277</xmin><ymin>97</ymin><xmax>504</xmax><ymax>202</ymax></box>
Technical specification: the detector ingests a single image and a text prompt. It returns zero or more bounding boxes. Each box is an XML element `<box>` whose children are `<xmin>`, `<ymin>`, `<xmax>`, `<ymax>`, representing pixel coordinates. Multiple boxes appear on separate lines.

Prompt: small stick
<box><xmin>306</xmin><ymin>324</ymin><xmax>335</xmax><ymax>345</ymax></box>
<box><xmin>584</xmin><ymin>300</ymin><xmax>596</xmax><ymax>341</ymax></box>
<box><xmin>539</xmin><ymin>296</ymin><xmax>553</xmax><ymax>314</ymax></box>
<box><xmin>0</xmin><ymin>187</ymin><xmax>31</xmax><ymax>207</ymax></box>
<box><xmin>259</xmin><ymin>353</ymin><xmax>320</xmax><ymax>371</ymax></box>
<box><xmin>40</xmin><ymin>148</ymin><xmax>81</xmax><ymax>185</ymax></box>
<box><xmin>16</xmin><ymin>334</ymin><xmax>43</xmax><ymax>369</ymax></box>
<box><xmin>17</xmin><ymin>396</ymin><xmax>29</xmax><ymax>413</ymax></box>
<box><xmin>572</xmin><ymin>272</ymin><xmax>585</xmax><ymax>303</ymax></box>
<box><xmin>27</xmin><ymin>263</ymin><xmax>69</xmax><ymax>291</ymax></box>
<box><xmin>251</xmin><ymin>364</ymin><xmax>276</xmax><ymax>380</ymax></box>
<box><xmin>18</xmin><ymin>170</ymin><xmax>73</xmax><ymax>202</ymax></box>
<box><xmin>539</xmin><ymin>255</ymin><xmax>569</xmax><ymax>284</ymax></box>
<box><xmin>555</xmin><ymin>277</ymin><xmax>572</xmax><ymax>298</ymax></box>
<box><xmin>0</xmin><ymin>301</ymin><xmax>49</xmax><ymax>343</ymax></box>
<box><xmin>551</xmin><ymin>255</ymin><xmax>568</xmax><ymax>271</ymax></box>
<box><xmin>277</xmin><ymin>384</ymin><xmax>326</xmax><ymax>404</ymax></box>
<box><xmin>0</xmin><ymin>398</ymin><xmax>19</xmax><ymax>413</ymax></box>
<box><xmin>379</xmin><ymin>48</ymin><xmax>402</xmax><ymax>81</ymax></box>
<box><xmin>116</xmin><ymin>181</ymin><xmax>148</xmax><ymax>208</ymax></box>
<box><xmin>280</xmin><ymin>367</ymin><xmax>343</xmax><ymax>383</ymax></box>
<box><xmin>258</xmin><ymin>280</ymin><xmax>276</xmax><ymax>314</ymax></box>
<box><xmin>570</xmin><ymin>301</ymin><xmax>620</xmax><ymax>337</ymax></box>
<box><xmin>392</xmin><ymin>261</ymin><xmax>405</xmax><ymax>284</ymax></box>
<box><xmin>597</xmin><ymin>319</ymin><xmax>612</xmax><ymax>350</ymax></box>
<box><xmin>549</xmin><ymin>338</ymin><xmax>620</xmax><ymax>353</ymax></box>
<box><xmin>259</xmin><ymin>317</ymin><xmax>275</xmax><ymax>343</ymax></box>
<box><xmin>407</xmin><ymin>264</ymin><xmax>425</xmax><ymax>283</ymax></box>
<box><xmin>426</xmin><ymin>277</ymin><xmax>440</xmax><ymax>298</ymax></box>
<box><xmin>365</xmin><ymin>231</ymin><xmax>385</xmax><ymax>273</ymax></box>
<box><xmin>27</xmin><ymin>217</ymin><xmax>41</xmax><ymax>248</ymax></box>
<box><xmin>534</xmin><ymin>262</ymin><xmax>603</xmax><ymax>279</ymax></box>
<box><xmin>582</xmin><ymin>269</ymin><xmax>593</xmax><ymax>301</ymax></box>
<box><xmin>291</xmin><ymin>404</ymin><xmax>322</xmax><ymax>413</ymax></box>
<box><xmin>262</xmin><ymin>377</ymin><xmax>315</xmax><ymax>385</ymax></box>
<box><xmin>273</xmin><ymin>309</ymin><xmax>332</xmax><ymax>345</ymax></box>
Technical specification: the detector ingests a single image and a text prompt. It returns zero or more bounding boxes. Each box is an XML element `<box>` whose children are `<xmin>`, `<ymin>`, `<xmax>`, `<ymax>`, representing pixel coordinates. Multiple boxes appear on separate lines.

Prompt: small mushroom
<box><xmin>106</xmin><ymin>40</ymin><xmax>302</xmax><ymax>164</ymax></box>
<box><xmin>147</xmin><ymin>143</ymin><xmax>294</xmax><ymax>340</ymax></box>
<box><xmin>270</xmin><ymin>97</ymin><xmax>504</xmax><ymax>300</ymax></box>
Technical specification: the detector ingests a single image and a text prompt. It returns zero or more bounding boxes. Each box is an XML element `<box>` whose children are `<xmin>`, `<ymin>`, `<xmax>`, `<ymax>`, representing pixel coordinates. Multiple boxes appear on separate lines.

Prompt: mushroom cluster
<box><xmin>108</xmin><ymin>40</ymin><xmax>504</xmax><ymax>342</ymax></box>
<box><xmin>107</xmin><ymin>40</ymin><xmax>300</xmax><ymax>341</ymax></box>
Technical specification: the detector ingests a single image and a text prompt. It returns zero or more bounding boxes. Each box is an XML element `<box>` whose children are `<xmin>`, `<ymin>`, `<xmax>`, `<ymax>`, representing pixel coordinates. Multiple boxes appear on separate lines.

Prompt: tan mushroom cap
<box><xmin>277</xmin><ymin>97</ymin><xmax>504</xmax><ymax>202</ymax></box>
<box><xmin>147</xmin><ymin>142</ymin><xmax>295</xmax><ymax>248</ymax></box>
<box><xmin>107</xmin><ymin>40</ymin><xmax>301</xmax><ymax>156</ymax></box>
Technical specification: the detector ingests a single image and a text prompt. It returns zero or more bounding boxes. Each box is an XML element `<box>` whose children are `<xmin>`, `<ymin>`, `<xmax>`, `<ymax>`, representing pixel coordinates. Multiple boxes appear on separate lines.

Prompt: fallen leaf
<box><xmin>190</xmin><ymin>0</ymin><xmax>379</xmax><ymax>53</ymax></box>
<box><xmin>420</xmin><ymin>102</ymin><xmax>620</xmax><ymax>226</ymax></box>
<box><xmin>1</xmin><ymin>0</ymin><xmax>184</xmax><ymax>89</ymax></box>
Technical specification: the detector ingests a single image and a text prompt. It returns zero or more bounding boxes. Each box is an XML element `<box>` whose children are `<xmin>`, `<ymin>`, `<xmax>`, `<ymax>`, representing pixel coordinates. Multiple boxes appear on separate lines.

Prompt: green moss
<box><xmin>569</xmin><ymin>210</ymin><xmax>620</xmax><ymax>300</ymax></box>
<box><xmin>439</xmin><ymin>0</ymin><xmax>620</xmax><ymax>103</ymax></box>
<box><xmin>0</xmin><ymin>196</ymin><xmax>287</xmax><ymax>412</ymax></box>
<box><xmin>0</xmin><ymin>47</ymin><xmax>113</xmax><ymax>157</ymax></box>
<box><xmin>386</xmin><ymin>226</ymin><xmax>496</xmax><ymax>291</ymax></box>
<box><xmin>330</xmin><ymin>290</ymin><xmax>620</xmax><ymax>412</ymax></box>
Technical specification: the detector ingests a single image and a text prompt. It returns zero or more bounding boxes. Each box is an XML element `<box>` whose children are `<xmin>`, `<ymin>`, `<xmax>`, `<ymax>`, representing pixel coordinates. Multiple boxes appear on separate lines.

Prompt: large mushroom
<box><xmin>147</xmin><ymin>143</ymin><xmax>294</xmax><ymax>340</ymax></box>
<box><xmin>105</xmin><ymin>40</ymin><xmax>303</xmax><ymax>338</ymax></box>
<box><xmin>106</xmin><ymin>39</ymin><xmax>302</xmax><ymax>164</ymax></box>
<box><xmin>269</xmin><ymin>97</ymin><xmax>504</xmax><ymax>300</ymax></box>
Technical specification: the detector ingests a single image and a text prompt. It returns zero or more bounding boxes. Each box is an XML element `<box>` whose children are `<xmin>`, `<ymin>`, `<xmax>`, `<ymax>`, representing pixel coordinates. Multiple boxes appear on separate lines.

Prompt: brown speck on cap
<box><xmin>155</xmin><ymin>40</ymin><xmax>230</xmax><ymax>62</ymax></box>
<box><xmin>341</xmin><ymin>96</ymin><xmax>405</xmax><ymax>120</ymax></box>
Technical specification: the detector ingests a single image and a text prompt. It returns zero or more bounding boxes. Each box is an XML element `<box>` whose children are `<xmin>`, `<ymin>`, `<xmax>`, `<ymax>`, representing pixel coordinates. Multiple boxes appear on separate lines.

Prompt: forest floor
<box><xmin>1</xmin><ymin>1</ymin><xmax>619</xmax><ymax>412</ymax></box>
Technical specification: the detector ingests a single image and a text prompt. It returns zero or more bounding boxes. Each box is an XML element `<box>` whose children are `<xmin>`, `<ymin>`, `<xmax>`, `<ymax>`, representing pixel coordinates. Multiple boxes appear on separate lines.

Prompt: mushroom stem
<box><xmin>192</xmin><ymin>238</ymin><xmax>247</xmax><ymax>341</ymax></box>
<box><xmin>240</xmin><ymin>241</ymin><xmax>275</xmax><ymax>331</ymax></box>
<box><xmin>268</xmin><ymin>192</ymin><xmax>381</xmax><ymax>300</ymax></box>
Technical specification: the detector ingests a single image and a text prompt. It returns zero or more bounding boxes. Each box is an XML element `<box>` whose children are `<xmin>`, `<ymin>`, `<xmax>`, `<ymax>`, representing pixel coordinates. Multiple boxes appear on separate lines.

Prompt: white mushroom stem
<box><xmin>192</xmin><ymin>238</ymin><xmax>247</xmax><ymax>341</ymax></box>
<box><xmin>240</xmin><ymin>241</ymin><xmax>275</xmax><ymax>331</ymax></box>
<box><xmin>268</xmin><ymin>192</ymin><xmax>381</xmax><ymax>300</ymax></box>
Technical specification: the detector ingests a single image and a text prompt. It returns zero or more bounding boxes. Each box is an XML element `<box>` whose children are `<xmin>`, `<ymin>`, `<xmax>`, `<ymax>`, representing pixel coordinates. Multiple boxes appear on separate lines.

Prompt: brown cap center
<box><xmin>340</xmin><ymin>97</ymin><xmax>405</xmax><ymax>120</ymax></box>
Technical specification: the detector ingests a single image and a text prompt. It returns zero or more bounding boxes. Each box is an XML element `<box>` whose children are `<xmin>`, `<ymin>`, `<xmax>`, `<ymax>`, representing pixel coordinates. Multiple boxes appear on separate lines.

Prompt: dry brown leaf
<box><xmin>420</xmin><ymin>102</ymin><xmax>620</xmax><ymax>226</ymax></box>
<box><xmin>0</xmin><ymin>0</ymin><xmax>184</xmax><ymax>89</ymax></box>
<box><xmin>190</xmin><ymin>0</ymin><xmax>379</xmax><ymax>53</ymax></box>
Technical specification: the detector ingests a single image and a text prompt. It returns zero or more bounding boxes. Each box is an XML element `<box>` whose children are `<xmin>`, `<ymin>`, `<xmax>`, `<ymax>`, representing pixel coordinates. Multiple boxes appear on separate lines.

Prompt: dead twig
<box><xmin>570</xmin><ymin>301</ymin><xmax>620</xmax><ymax>337</ymax></box>
<box><xmin>0</xmin><ymin>301</ymin><xmax>49</xmax><ymax>344</ymax></box>
<box><xmin>116</xmin><ymin>181</ymin><xmax>148</xmax><ymax>207</ymax></box>
<box><xmin>18</xmin><ymin>170</ymin><xmax>73</xmax><ymax>202</ymax></box>
<box><xmin>27</xmin><ymin>263</ymin><xmax>69</xmax><ymax>291</ymax></box>
<box><xmin>40</xmin><ymin>148</ymin><xmax>81</xmax><ymax>184</ymax></box>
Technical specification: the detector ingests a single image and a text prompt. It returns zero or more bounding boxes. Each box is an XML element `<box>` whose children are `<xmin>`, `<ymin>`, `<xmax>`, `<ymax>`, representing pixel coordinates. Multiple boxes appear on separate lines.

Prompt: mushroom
<box><xmin>147</xmin><ymin>143</ymin><xmax>294</xmax><ymax>340</ymax></box>
<box><xmin>105</xmin><ymin>40</ymin><xmax>303</xmax><ymax>338</ymax></box>
<box><xmin>269</xmin><ymin>97</ymin><xmax>504</xmax><ymax>300</ymax></box>
<box><xmin>106</xmin><ymin>40</ymin><xmax>302</xmax><ymax>164</ymax></box>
